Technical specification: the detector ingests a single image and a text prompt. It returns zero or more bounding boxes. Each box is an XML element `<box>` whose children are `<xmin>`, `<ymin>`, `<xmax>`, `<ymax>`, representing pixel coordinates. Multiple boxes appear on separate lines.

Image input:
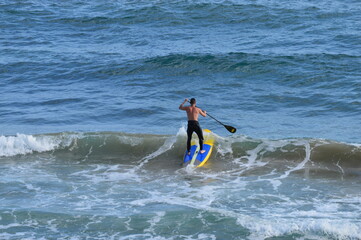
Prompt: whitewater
<box><xmin>0</xmin><ymin>130</ymin><xmax>361</xmax><ymax>239</ymax></box>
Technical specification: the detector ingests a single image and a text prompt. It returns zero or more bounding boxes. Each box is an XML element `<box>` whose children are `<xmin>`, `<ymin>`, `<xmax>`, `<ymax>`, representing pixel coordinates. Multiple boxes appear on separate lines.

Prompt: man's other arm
<box><xmin>179</xmin><ymin>99</ymin><xmax>188</xmax><ymax>110</ymax></box>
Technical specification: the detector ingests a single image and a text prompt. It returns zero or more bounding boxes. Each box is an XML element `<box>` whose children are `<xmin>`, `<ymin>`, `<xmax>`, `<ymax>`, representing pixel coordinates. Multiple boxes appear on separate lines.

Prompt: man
<box><xmin>179</xmin><ymin>98</ymin><xmax>207</xmax><ymax>154</ymax></box>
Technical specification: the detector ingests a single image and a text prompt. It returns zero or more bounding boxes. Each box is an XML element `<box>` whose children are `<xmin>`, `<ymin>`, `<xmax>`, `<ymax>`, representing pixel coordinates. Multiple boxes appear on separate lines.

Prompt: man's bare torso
<box><xmin>185</xmin><ymin>106</ymin><xmax>201</xmax><ymax>121</ymax></box>
<box><xmin>179</xmin><ymin>99</ymin><xmax>207</xmax><ymax>120</ymax></box>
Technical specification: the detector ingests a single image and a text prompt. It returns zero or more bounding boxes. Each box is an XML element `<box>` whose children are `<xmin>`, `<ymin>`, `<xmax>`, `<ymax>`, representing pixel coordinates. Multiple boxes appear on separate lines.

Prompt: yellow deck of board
<box><xmin>190</xmin><ymin>129</ymin><xmax>215</xmax><ymax>167</ymax></box>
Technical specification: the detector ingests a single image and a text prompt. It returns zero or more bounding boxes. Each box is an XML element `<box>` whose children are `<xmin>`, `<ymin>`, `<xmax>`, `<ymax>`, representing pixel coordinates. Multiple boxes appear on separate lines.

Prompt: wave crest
<box><xmin>0</xmin><ymin>133</ymin><xmax>66</xmax><ymax>157</ymax></box>
<box><xmin>1</xmin><ymin>131</ymin><xmax>360</xmax><ymax>178</ymax></box>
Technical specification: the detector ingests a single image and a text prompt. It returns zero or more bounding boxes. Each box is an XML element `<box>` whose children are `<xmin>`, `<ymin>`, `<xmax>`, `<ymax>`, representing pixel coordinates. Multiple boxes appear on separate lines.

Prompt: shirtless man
<box><xmin>179</xmin><ymin>98</ymin><xmax>207</xmax><ymax>154</ymax></box>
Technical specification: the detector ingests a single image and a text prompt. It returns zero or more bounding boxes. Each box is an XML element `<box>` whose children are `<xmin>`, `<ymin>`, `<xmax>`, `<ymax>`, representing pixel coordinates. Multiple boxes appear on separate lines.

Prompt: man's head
<box><xmin>190</xmin><ymin>98</ymin><xmax>196</xmax><ymax>105</ymax></box>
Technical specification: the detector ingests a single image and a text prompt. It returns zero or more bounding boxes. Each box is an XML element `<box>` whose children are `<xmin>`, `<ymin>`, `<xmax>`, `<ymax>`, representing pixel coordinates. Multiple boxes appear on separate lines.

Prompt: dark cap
<box><xmin>190</xmin><ymin>98</ymin><xmax>196</xmax><ymax>104</ymax></box>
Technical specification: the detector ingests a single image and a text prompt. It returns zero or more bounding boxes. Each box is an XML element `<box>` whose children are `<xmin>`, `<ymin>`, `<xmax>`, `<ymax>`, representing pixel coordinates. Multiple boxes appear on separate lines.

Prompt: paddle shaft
<box><xmin>187</xmin><ymin>101</ymin><xmax>236</xmax><ymax>133</ymax></box>
<box><xmin>204</xmin><ymin>112</ymin><xmax>226</xmax><ymax>126</ymax></box>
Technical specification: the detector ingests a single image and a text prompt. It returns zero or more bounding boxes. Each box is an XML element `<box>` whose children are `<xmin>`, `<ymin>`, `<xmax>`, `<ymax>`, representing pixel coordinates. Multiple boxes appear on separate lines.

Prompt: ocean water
<box><xmin>1</xmin><ymin>0</ymin><xmax>361</xmax><ymax>239</ymax></box>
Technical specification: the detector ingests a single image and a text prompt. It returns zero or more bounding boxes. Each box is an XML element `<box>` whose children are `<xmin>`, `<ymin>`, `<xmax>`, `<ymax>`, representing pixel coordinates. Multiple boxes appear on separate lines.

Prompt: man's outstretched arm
<box><xmin>179</xmin><ymin>98</ymin><xmax>188</xmax><ymax>110</ymax></box>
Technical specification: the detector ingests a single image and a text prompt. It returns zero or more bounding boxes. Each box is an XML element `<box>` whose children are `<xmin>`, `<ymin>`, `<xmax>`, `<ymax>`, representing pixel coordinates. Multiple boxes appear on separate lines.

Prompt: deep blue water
<box><xmin>1</xmin><ymin>0</ymin><xmax>361</xmax><ymax>239</ymax></box>
<box><xmin>1</xmin><ymin>0</ymin><xmax>361</xmax><ymax>141</ymax></box>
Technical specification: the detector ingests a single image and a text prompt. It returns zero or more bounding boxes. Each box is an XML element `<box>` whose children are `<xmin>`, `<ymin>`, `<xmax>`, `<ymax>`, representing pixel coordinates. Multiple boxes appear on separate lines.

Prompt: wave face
<box><xmin>0</xmin><ymin>131</ymin><xmax>361</xmax><ymax>173</ymax></box>
<box><xmin>1</xmin><ymin>130</ymin><xmax>361</xmax><ymax>177</ymax></box>
<box><xmin>0</xmin><ymin>128</ymin><xmax>361</xmax><ymax>175</ymax></box>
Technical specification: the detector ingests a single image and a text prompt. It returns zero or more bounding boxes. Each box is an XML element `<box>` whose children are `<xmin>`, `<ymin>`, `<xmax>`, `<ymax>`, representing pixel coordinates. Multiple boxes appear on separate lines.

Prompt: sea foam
<box><xmin>0</xmin><ymin>134</ymin><xmax>61</xmax><ymax>157</ymax></box>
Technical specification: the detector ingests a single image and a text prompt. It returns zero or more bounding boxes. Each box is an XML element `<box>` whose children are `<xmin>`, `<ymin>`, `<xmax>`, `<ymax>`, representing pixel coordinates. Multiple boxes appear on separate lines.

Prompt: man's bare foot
<box><xmin>200</xmin><ymin>150</ymin><xmax>206</xmax><ymax>154</ymax></box>
<box><xmin>187</xmin><ymin>151</ymin><xmax>191</xmax><ymax>155</ymax></box>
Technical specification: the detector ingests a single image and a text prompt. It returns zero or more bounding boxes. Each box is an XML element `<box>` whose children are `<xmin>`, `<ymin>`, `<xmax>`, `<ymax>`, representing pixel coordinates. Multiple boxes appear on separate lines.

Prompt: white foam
<box><xmin>268</xmin><ymin>179</ymin><xmax>282</xmax><ymax>190</ymax></box>
<box><xmin>136</xmin><ymin>134</ymin><xmax>177</xmax><ymax>169</ymax></box>
<box><xmin>127</xmin><ymin>171</ymin><xmax>361</xmax><ymax>240</ymax></box>
<box><xmin>238</xmin><ymin>211</ymin><xmax>361</xmax><ymax>239</ymax></box>
<box><xmin>118</xmin><ymin>234</ymin><xmax>169</xmax><ymax>240</ymax></box>
<box><xmin>193</xmin><ymin>234</ymin><xmax>216</xmax><ymax>240</ymax></box>
<box><xmin>0</xmin><ymin>134</ymin><xmax>60</xmax><ymax>157</ymax></box>
<box><xmin>70</xmin><ymin>164</ymin><xmax>142</xmax><ymax>183</ymax></box>
<box><xmin>145</xmin><ymin>211</ymin><xmax>166</xmax><ymax>235</ymax></box>
<box><xmin>244</xmin><ymin>142</ymin><xmax>266</xmax><ymax>165</ymax></box>
<box><xmin>216</xmin><ymin>135</ymin><xmax>234</xmax><ymax>156</ymax></box>
<box><xmin>117</xmin><ymin>135</ymin><xmax>144</xmax><ymax>146</ymax></box>
<box><xmin>217</xmin><ymin>134</ymin><xmax>249</xmax><ymax>157</ymax></box>
<box><xmin>0</xmin><ymin>133</ymin><xmax>79</xmax><ymax>157</ymax></box>
<box><xmin>177</xmin><ymin>124</ymin><xmax>187</xmax><ymax>137</ymax></box>
<box><xmin>0</xmin><ymin>223</ymin><xmax>23</xmax><ymax>230</ymax></box>
<box><xmin>24</xmin><ymin>182</ymin><xmax>42</xmax><ymax>192</ymax></box>
<box><xmin>315</xmin><ymin>203</ymin><xmax>339</xmax><ymax>213</ymax></box>
<box><xmin>279</xmin><ymin>141</ymin><xmax>311</xmax><ymax>179</ymax></box>
<box><xmin>46</xmin><ymin>219</ymin><xmax>59</xmax><ymax>234</ymax></box>
<box><xmin>185</xmin><ymin>163</ymin><xmax>196</xmax><ymax>173</ymax></box>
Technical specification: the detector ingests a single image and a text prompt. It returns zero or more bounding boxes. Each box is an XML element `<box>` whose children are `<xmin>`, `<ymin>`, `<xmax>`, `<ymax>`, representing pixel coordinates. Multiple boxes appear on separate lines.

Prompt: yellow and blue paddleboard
<box><xmin>183</xmin><ymin>129</ymin><xmax>215</xmax><ymax>167</ymax></box>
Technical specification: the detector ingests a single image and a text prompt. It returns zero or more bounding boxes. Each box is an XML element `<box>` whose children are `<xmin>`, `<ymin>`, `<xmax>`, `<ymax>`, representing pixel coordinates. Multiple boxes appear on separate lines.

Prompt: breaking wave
<box><xmin>1</xmin><ymin>129</ymin><xmax>360</xmax><ymax>179</ymax></box>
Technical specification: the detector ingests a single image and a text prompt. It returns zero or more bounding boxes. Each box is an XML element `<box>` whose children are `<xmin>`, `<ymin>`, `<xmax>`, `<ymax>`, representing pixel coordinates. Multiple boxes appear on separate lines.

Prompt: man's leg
<box><xmin>194</xmin><ymin>125</ymin><xmax>204</xmax><ymax>153</ymax></box>
<box><xmin>186</xmin><ymin>126</ymin><xmax>193</xmax><ymax>154</ymax></box>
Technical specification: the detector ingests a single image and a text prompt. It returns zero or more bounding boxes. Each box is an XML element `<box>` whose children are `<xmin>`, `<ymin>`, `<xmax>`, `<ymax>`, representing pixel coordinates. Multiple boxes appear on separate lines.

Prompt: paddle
<box><xmin>205</xmin><ymin>112</ymin><xmax>237</xmax><ymax>133</ymax></box>
<box><xmin>188</xmin><ymin>101</ymin><xmax>237</xmax><ymax>133</ymax></box>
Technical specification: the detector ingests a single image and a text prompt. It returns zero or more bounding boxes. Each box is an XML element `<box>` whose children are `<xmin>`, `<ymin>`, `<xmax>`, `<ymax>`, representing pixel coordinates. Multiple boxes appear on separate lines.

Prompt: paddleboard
<box><xmin>183</xmin><ymin>129</ymin><xmax>215</xmax><ymax>167</ymax></box>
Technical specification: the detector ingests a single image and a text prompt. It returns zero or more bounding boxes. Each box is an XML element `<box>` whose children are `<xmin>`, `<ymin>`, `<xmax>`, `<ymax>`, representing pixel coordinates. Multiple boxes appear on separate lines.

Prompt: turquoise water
<box><xmin>1</xmin><ymin>0</ymin><xmax>361</xmax><ymax>239</ymax></box>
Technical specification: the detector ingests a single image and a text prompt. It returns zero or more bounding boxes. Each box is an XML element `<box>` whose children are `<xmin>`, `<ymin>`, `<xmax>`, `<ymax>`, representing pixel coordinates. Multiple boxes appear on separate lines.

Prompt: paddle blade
<box><xmin>225</xmin><ymin>125</ymin><xmax>237</xmax><ymax>133</ymax></box>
